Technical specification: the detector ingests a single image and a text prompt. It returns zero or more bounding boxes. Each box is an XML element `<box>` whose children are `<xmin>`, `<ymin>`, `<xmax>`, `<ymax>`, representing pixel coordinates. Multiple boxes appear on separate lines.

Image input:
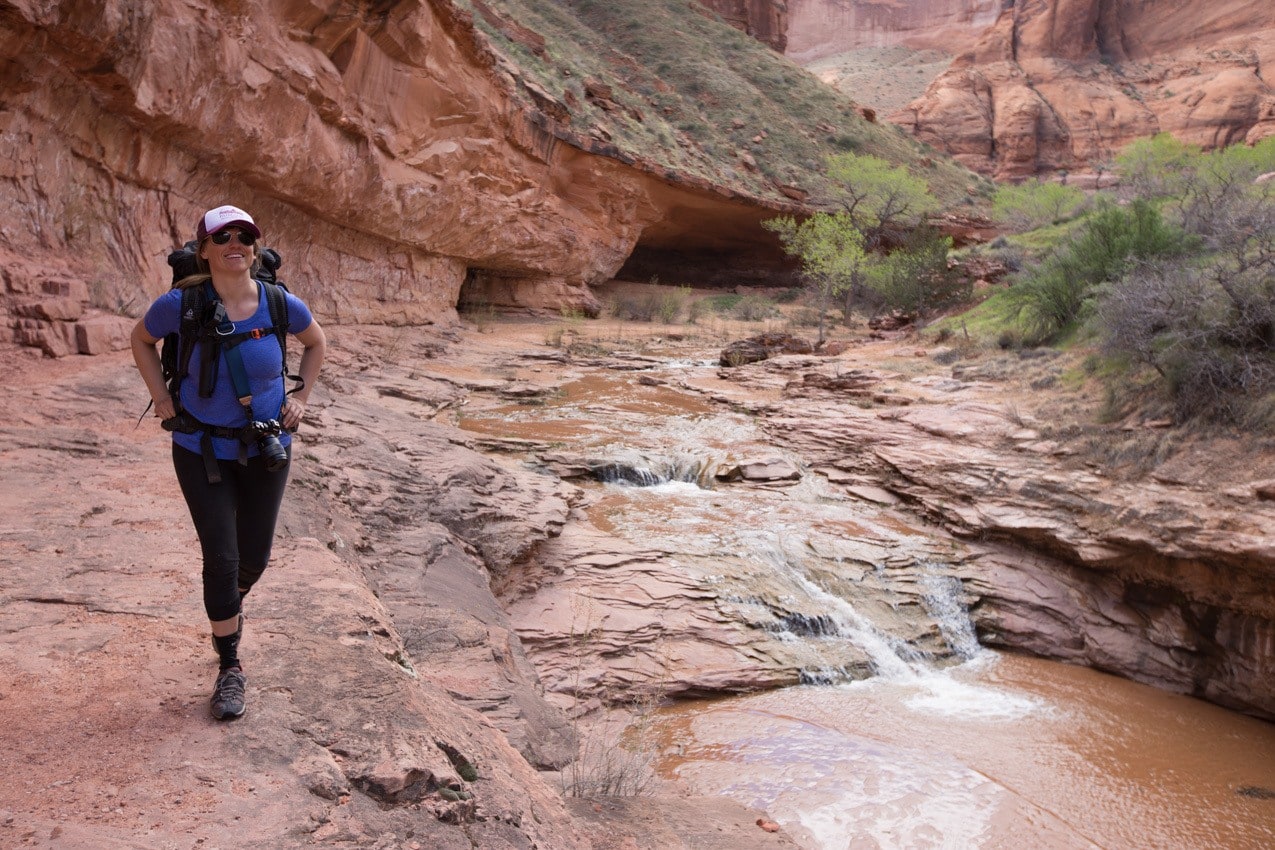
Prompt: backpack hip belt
<box><xmin>161</xmin><ymin>411</ymin><xmax>288</xmax><ymax>484</ymax></box>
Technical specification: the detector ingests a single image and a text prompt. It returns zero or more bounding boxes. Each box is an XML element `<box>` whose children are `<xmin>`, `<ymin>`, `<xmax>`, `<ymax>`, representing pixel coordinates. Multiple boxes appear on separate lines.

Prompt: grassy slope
<box><xmin>460</xmin><ymin>0</ymin><xmax>990</xmax><ymax>209</ymax></box>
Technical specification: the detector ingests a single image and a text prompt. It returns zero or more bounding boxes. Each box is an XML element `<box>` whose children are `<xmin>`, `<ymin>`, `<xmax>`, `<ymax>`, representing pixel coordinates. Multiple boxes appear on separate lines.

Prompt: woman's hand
<box><xmin>283</xmin><ymin>319</ymin><xmax>326</xmax><ymax>433</ymax></box>
<box><xmin>131</xmin><ymin>320</ymin><xmax>177</xmax><ymax>424</ymax></box>
<box><xmin>280</xmin><ymin>397</ymin><xmax>306</xmax><ymax>431</ymax></box>
<box><xmin>153</xmin><ymin>395</ymin><xmax>177</xmax><ymax>421</ymax></box>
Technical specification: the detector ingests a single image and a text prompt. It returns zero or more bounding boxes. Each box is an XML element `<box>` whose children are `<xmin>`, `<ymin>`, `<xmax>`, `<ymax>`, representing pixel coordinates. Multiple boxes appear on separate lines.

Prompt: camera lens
<box><xmin>258</xmin><ymin>434</ymin><xmax>289</xmax><ymax>472</ymax></box>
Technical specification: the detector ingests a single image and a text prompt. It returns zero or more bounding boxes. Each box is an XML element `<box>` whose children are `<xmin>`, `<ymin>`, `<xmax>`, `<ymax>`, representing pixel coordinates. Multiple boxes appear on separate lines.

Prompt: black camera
<box><xmin>250</xmin><ymin>419</ymin><xmax>289</xmax><ymax>472</ymax></box>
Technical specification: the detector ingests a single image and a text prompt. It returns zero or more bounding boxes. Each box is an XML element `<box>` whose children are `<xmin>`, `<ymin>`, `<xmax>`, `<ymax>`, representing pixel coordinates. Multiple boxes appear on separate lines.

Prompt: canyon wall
<box><xmin>788</xmin><ymin>0</ymin><xmax>1275</xmax><ymax>179</ymax></box>
<box><xmin>787</xmin><ymin>0</ymin><xmax>1000</xmax><ymax>63</ymax></box>
<box><xmin>697</xmin><ymin>0</ymin><xmax>789</xmax><ymax>52</ymax></box>
<box><xmin>893</xmin><ymin>0</ymin><xmax>1275</xmax><ymax>178</ymax></box>
<box><xmin>0</xmin><ymin>0</ymin><xmax>796</xmax><ymax>355</ymax></box>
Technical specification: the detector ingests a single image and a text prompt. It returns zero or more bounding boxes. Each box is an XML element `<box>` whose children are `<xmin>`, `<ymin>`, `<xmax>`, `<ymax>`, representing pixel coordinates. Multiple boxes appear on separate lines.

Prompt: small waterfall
<box><xmin>756</xmin><ymin>543</ymin><xmax>999</xmax><ymax>711</ymax></box>
<box><xmin>788</xmin><ymin>570</ymin><xmax>918</xmax><ymax>681</ymax></box>
<box><xmin>770</xmin><ymin>611</ymin><xmax>841</xmax><ymax>638</ymax></box>
<box><xmin>591</xmin><ymin>455</ymin><xmax>716</xmax><ymax>488</ymax></box>
<box><xmin>919</xmin><ymin>567</ymin><xmax>984</xmax><ymax>661</ymax></box>
<box><xmin>750</xmin><ymin>539</ymin><xmax>920</xmax><ymax>682</ymax></box>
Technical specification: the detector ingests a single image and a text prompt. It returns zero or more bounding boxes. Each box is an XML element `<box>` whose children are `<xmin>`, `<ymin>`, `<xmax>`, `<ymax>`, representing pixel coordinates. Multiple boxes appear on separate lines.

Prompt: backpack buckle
<box><xmin>248</xmin><ymin>328</ymin><xmax>267</xmax><ymax>340</ymax></box>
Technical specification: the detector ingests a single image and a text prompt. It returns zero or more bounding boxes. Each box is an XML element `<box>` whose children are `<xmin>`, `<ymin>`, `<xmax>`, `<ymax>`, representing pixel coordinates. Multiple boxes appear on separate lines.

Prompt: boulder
<box><xmin>719</xmin><ymin>333</ymin><xmax>814</xmax><ymax>366</ymax></box>
<box><xmin>75</xmin><ymin>314</ymin><xmax>136</xmax><ymax>355</ymax></box>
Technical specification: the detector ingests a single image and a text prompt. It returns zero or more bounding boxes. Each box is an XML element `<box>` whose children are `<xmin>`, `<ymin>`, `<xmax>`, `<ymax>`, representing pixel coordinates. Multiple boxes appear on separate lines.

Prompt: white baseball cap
<box><xmin>196</xmin><ymin>205</ymin><xmax>261</xmax><ymax>240</ymax></box>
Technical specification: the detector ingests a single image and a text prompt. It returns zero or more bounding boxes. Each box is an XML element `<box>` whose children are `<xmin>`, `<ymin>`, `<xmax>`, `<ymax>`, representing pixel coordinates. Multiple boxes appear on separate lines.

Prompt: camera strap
<box><xmin>222</xmin><ymin>342</ymin><xmax>258</xmax><ymax>468</ymax></box>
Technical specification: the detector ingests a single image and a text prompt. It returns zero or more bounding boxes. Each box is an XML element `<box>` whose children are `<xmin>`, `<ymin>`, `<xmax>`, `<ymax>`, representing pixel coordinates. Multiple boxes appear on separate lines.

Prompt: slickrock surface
<box><xmin>0</xmin><ymin>329</ymin><xmax>800</xmax><ymax>849</ymax></box>
<box><xmin>690</xmin><ymin>345</ymin><xmax>1275</xmax><ymax>719</ymax></box>
<box><xmin>442</xmin><ymin>320</ymin><xmax>1274</xmax><ymax>722</ymax></box>
<box><xmin>2</xmin><ymin>312</ymin><xmax>1272</xmax><ymax>848</ymax></box>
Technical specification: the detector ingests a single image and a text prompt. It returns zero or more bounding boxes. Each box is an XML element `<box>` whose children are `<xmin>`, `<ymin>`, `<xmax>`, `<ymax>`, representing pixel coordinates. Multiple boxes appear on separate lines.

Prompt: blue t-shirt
<box><xmin>144</xmin><ymin>283</ymin><xmax>313</xmax><ymax>460</ymax></box>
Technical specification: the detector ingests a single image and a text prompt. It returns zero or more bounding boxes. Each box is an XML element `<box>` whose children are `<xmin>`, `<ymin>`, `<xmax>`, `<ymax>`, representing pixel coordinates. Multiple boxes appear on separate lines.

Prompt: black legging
<box><xmin>172</xmin><ymin>443</ymin><xmax>291</xmax><ymax>622</ymax></box>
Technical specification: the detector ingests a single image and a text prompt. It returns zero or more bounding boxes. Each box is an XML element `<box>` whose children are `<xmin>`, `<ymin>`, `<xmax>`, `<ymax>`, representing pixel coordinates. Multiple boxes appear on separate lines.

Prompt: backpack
<box><xmin>161</xmin><ymin>241</ymin><xmax>296</xmax><ymax>405</ymax></box>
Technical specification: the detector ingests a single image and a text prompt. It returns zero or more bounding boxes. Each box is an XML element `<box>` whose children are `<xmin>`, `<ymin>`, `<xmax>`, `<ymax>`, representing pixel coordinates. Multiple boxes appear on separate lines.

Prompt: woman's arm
<box><xmin>280</xmin><ymin>319</ymin><xmax>327</xmax><ymax>430</ymax></box>
<box><xmin>131</xmin><ymin>320</ymin><xmax>176</xmax><ymax>421</ymax></box>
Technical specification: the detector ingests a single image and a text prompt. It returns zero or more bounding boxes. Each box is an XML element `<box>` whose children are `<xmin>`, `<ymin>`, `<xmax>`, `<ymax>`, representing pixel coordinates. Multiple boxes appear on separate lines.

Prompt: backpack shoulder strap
<box><xmin>260</xmin><ymin>281</ymin><xmax>303</xmax><ymax>395</ymax></box>
<box><xmin>174</xmin><ymin>285</ymin><xmax>207</xmax><ymax>388</ymax></box>
<box><xmin>261</xmin><ymin>281</ymin><xmax>288</xmax><ymax>351</ymax></box>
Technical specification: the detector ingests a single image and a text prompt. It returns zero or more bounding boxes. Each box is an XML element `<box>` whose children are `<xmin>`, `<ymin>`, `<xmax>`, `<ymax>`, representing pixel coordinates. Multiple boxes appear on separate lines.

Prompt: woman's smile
<box><xmin>204</xmin><ymin>229</ymin><xmax>255</xmax><ymax>273</ymax></box>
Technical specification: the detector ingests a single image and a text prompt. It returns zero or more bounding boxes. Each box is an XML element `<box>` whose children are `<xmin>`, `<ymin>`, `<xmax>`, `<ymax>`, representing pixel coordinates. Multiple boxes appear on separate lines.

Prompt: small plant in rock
<box><xmin>559</xmin><ymin>595</ymin><xmax>662</xmax><ymax>799</ymax></box>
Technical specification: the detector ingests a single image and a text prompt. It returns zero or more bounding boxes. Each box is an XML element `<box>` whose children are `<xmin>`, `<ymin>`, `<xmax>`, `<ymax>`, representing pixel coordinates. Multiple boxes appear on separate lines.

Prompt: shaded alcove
<box><xmin>615</xmin><ymin>189</ymin><xmax>802</xmax><ymax>289</ymax></box>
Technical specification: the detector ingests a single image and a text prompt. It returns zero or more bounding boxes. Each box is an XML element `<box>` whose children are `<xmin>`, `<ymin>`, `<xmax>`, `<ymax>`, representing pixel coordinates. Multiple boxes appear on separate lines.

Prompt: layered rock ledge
<box><xmin>0</xmin><ymin>0</ymin><xmax>801</xmax><ymax>353</ymax></box>
<box><xmin>0</xmin><ymin>330</ymin><xmax>801</xmax><ymax>849</ymax></box>
<box><xmin>693</xmin><ymin>346</ymin><xmax>1275</xmax><ymax>719</ymax></box>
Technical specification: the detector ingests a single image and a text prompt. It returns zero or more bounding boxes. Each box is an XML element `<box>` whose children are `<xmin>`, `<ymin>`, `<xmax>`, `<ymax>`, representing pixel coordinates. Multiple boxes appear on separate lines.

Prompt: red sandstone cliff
<box><xmin>697</xmin><ymin>0</ymin><xmax>789</xmax><ymax>52</ymax></box>
<box><xmin>787</xmin><ymin>0</ymin><xmax>999</xmax><ymax>63</ymax></box>
<box><xmin>787</xmin><ymin>0</ymin><xmax>1275</xmax><ymax>179</ymax></box>
<box><xmin>0</xmin><ymin>0</ymin><xmax>807</xmax><ymax>355</ymax></box>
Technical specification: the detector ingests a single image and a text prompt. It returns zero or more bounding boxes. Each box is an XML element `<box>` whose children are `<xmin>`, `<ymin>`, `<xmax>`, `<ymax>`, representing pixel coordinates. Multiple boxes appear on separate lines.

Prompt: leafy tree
<box><xmin>1114</xmin><ymin>133</ymin><xmax>1201</xmax><ymax>199</ymax></box>
<box><xmin>991</xmin><ymin>180</ymin><xmax>1086</xmax><ymax>230</ymax></box>
<box><xmin>765</xmin><ymin>212</ymin><xmax>867</xmax><ymax>343</ymax></box>
<box><xmin>1172</xmin><ymin>136</ymin><xmax>1275</xmax><ymax>237</ymax></box>
<box><xmin>767</xmin><ymin>154</ymin><xmax>954</xmax><ymax>338</ymax></box>
<box><xmin>862</xmin><ymin>225</ymin><xmax>965</xmax><ymax>318</ymax></box>
<box><xmin>824</xmin><ymin>152</ymin><xmax>938</xmax><ymax>248</ymax></box>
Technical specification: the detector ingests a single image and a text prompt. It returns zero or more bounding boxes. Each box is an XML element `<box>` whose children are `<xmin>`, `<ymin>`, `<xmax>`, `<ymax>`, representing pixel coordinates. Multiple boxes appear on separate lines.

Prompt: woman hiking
<box><xmin>130</xmin><ymin>204</ymin><xmax>326</xmax><ymax>720</ymax></box>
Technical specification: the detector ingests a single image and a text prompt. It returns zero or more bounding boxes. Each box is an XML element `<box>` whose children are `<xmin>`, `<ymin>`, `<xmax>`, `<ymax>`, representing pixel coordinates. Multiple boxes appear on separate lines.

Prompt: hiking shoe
<box><xmin>210</xmin><ymin>666</ymin><xmax>246</xmax><ymax>720</ymax></box>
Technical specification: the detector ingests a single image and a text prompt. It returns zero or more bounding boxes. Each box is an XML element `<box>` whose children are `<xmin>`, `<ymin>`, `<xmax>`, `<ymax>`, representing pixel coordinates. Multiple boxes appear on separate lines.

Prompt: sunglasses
<box><xmin>208</xmin><ymin>229</ymin><xmax>257</xmax><ymax>246</ymax></box>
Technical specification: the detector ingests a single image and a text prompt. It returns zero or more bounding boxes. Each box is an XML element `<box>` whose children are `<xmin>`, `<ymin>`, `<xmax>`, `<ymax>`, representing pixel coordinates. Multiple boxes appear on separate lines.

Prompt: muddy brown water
<box><xmin>651</xmin><ymin>656</ymin><xmax>1275</xmax><ymax>849</ymax></box>
<box><xmin>452</xmin><ymin>342</ymin><xmax>1275</xmax><ymax>849</ymax></box>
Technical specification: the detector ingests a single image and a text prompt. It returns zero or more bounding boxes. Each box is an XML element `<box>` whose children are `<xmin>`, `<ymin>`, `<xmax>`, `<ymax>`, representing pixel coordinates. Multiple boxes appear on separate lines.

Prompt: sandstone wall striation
<box><xmin>787</xmin><ymin>0</ymin><xmax>1000</xmax><ymax>63</ymax></box>
<box><xmin>696</xmin><ymin>0</ymin><xmax>789</xmax><ymax>52</ymax></box>
<box><xmin>0</xmin><ymin>0</ymin><xmax>797</xmax><ymax>354</ymax></box>
<box><xmin>785</xmin><ymin>0</ymin><xmax>1275</xmax><ymax>179</ymax></box>
<box><xmin>889</xmin><ymin>0</ymin><xmax>1275</xmax><ymax>178</ymax></box>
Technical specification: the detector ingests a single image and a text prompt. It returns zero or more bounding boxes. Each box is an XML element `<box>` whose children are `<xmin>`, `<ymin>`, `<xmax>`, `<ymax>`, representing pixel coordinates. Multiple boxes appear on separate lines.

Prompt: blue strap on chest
<box><xmin>211</xmin><ymin>283</ymin><xmax>280</xmax><ymax>467</ymax></box>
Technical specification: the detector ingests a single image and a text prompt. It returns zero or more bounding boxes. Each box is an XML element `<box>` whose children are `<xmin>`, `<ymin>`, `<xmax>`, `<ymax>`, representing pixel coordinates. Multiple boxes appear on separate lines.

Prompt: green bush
<box><xmin>1115</xmin><ymin>133</ymin><xmax>1201</xmax><ymax>199</ymax></box>
<box><xmin>733</xmin><ymin>294</ymin><xmax>775</xmax><ymax>321</ymax></box>
<box><xmin>1011</xmin><ymin>200</ymin><xmax>1189</xmax><ymax>342</ymax></box>
<box><xmin>863</xmin><ymin>225</ymin><xmax>966</xmax><ymax>318</ymax></box>
<box><xmin>702</xmin><ymin>293</ymin><xmax>742</xmax><ymax>313</ymax></box>
<box><xmin>611</xmin><ymin>287</ymin><xmax>688</xmax><ymax>323</ymax></box>
<box><xmin>686</xmin><ymin>297</ymin><xmax>712</xmax><ymax>324</ymax></box>
<box><xmin>1096</xmin><ymin>178</ymin><xmax>1274</xmax><ymax>423</ymax></box>
<box><xmin>657</xmin><ymin>287</ymin><xmax>690</xmax><ymax>323</ymax></box>
<box><xmin>790</xmin><ymin>306</ymin><xmax>826</xmax><ymax>327</ymax></box>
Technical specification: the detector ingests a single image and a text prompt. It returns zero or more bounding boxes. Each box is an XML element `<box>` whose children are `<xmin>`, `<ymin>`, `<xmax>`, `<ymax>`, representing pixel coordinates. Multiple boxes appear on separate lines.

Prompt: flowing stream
<box><xmin>453</xmin><ymin>343</ymin><xmax>1275</xmax><ymax>849</ymax></box>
